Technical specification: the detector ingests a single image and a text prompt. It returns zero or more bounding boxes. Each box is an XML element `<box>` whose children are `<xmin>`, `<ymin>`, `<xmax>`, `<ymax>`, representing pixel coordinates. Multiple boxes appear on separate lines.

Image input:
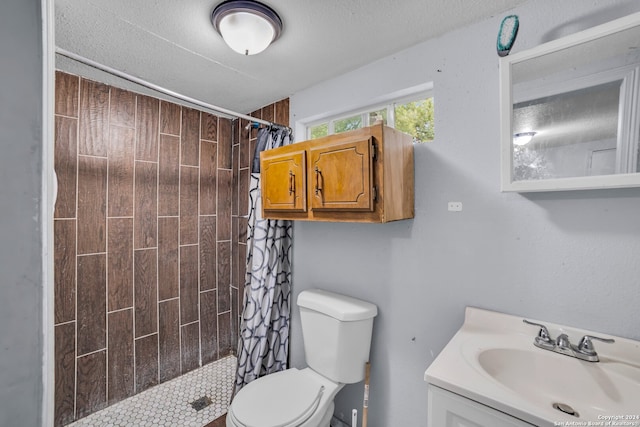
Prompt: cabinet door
<box><xmin>309</xmin><ymin>137</ymin><xmax>374</xmax><ymax>211</ymax></box>
<box><xmin>428</xmin><ymin>385</ymin><xmax>535</xmax><ymax>427</ymax></box>
<box><xmin>261</xmin><ymin>149</ymin><xmax>307</xmax><ymax>212</ymax></box>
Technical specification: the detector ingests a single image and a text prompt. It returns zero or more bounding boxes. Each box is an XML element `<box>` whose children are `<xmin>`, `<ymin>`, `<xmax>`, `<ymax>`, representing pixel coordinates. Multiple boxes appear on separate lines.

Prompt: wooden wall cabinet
<box><xmin>260</xmin><ymin>123</ymin><xmax>414</xmax><ymax>222</ymax></box>
<box><xmin>261</xmin><ymin>147</ymin><xmax>307</xmax><ymax>213</ymax></box>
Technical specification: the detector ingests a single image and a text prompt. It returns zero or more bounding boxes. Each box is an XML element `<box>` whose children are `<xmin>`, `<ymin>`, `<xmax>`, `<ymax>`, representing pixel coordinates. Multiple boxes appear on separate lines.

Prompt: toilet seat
<box><xmin>229</xmin><ymin>369</ymin><xmax>326</xmax><ymax>427</ymax></box>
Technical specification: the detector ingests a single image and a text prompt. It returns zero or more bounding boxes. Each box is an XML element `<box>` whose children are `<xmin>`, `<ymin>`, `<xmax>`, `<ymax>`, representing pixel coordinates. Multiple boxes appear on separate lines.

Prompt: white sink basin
<box><xmin>477</xmin><ymin>347</ymin><xmax>640</xmax><ymax>420</ymax></box>
<box><xmin>425</xmin><ymin>307</ymin><xmax>640</xmax><ymax>426</ymax></box>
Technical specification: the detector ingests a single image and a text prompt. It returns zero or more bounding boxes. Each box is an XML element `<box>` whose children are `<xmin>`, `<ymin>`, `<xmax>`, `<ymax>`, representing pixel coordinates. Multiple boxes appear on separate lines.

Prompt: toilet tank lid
<box><xmin>297</xmin><ymin>289</ymin><xmax>378</xmax><ymax>321</ymax></box>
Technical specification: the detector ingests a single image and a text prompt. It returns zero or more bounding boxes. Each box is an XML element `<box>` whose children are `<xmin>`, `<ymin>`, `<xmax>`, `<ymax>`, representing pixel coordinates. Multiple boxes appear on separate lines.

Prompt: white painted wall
<box><xmin>0</xmin><ymin>0</ymin><xmax>45</xmax><ymax>426</ymax></box>
<box><xmin>289</xmin><ymin>1</ymin><xmax>640</xmax><ymax>425</ymax></box>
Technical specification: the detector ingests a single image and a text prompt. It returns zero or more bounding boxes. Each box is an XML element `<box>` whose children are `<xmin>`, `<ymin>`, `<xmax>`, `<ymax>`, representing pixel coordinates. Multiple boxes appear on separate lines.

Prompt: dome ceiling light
<box><xmin>211</xmin><ymin>0</ymin><xmax>282</xmax><ymax>56</ymax></box>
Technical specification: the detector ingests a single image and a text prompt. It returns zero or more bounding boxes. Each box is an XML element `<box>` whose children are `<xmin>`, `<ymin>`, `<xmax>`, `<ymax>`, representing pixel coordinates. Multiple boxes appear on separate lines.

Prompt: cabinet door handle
<box><xmin>314</xmin><ymin>166</ymin><xmax>321</xmax><ymax>195</ymax></box>
<box><xmin>288</xmin><ymin>170</ymin><xmax>294</xmax><ymax>195</ymax></box>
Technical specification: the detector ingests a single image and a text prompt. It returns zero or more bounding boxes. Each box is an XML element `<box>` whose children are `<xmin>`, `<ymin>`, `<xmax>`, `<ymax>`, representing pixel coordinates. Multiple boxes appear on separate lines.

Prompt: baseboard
<box><xmin>330</xmin><ymin>415</ymin><xmax>351</xmax><ymax>427</ymax></box>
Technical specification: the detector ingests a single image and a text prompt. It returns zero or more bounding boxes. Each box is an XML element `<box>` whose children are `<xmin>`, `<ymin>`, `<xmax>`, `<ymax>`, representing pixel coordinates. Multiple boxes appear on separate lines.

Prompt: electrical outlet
<box><xmin>448</xmin><ymin>202</ymin><xmax>462</xmax><ymax>212</ymax></box>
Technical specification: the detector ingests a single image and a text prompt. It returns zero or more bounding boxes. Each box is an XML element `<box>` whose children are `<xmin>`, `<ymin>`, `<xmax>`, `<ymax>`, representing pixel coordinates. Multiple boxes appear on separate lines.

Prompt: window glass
<box><xmin>395</xmin><ymin>98</ymin><xmax>434</xmax><ymax>143</ymax></box>
<box><xmin>368</xmin><ymin>108</ymin><xmax>387</xmax><ymax>125</ymax></box>
<box><xmin>309</xmin><ymin>123</ymin><xmax>328</xmax><ymax>139</ymax></box>
<box><xmin>306</xmin><ymin>92</ymin><xmax>434</xmax><ymax>142</ymax></box>
<box><xmin>333</xmin><ymin>115</ymin><xmax>362</xmax><ymax>134</ymax></box>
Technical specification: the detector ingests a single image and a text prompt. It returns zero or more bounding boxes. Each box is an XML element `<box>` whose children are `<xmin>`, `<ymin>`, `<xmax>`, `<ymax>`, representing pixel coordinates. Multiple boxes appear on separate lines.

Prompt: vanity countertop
<box><xmin>424</xmin><ymin>307</ymin><xmax>640</xmax><ymax>426</ymax></box>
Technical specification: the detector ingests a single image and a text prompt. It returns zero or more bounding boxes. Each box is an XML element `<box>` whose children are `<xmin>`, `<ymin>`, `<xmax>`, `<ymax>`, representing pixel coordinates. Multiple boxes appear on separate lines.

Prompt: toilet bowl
<box><xmin>226</xmin><ymin>368</ymin><xmax>342</xmax><ymax>427</ymax></box>
<box><xmin>227</xmin><ymin>289</ymin><xmax>377</xmax><ymax>427</ymax></box>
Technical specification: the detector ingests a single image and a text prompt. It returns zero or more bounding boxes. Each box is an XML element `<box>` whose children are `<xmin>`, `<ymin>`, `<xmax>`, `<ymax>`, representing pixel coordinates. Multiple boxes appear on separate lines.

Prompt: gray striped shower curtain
<box><xmin>234</xmin><ymin>127</ymin><xmax>293</xmax><ymax>395</ymax></box>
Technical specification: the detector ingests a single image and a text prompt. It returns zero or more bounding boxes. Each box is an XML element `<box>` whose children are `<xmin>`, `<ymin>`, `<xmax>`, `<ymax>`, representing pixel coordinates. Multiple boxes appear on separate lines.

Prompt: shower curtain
<box><xmin>234</xmin><ymin>126</ymin><xmax>293</xmax><ymax>394</ymax></box>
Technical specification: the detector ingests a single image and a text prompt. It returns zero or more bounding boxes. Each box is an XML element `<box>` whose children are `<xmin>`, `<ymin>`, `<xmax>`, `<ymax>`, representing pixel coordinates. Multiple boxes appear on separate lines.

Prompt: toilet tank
<box><xmin>297</xmin><ymin>289</ymin><xmax>378</xmax><ymax>384</ymax></box>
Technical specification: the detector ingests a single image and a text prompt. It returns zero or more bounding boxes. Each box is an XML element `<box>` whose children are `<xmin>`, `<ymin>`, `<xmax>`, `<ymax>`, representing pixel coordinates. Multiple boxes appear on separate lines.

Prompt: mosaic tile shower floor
<box><xmin>68</xmin><ymin>356</ymin><xmax>236</xmax><ymax>427</ymax></box>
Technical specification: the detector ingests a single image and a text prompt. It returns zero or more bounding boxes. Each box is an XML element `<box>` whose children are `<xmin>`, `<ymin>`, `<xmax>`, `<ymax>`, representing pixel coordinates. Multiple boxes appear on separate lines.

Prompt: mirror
<box><xmin>500</xmin><ymin>12</ymin><xmax>640</xmax><ymax>192</ymax></box>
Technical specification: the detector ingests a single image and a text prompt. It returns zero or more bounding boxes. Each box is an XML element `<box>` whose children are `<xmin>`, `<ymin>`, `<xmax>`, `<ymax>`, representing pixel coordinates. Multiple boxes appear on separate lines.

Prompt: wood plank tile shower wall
<box><xmin>53</xmin><ymin>71</ymin><xmax>289</xmax><ymax>426</ymax></box>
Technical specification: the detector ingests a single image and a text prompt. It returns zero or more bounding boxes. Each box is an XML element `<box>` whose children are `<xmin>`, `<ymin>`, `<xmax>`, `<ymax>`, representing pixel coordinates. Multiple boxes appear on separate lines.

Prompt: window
<box><xmin>306</xmin><ymin>93</ymin><xmax>434</xmax><ymax>143</ymax></box>
<box><xmin>395</xmin><ymin>98</ymin><xmax>434</xmax><ymax>143</ymax></box>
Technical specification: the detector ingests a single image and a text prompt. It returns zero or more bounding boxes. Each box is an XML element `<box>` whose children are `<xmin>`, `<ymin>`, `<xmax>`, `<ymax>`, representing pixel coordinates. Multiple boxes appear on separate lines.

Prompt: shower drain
<box><xmin>553</xmin><ymin>402</ymin><xmax>579</xmax><ymax>417</ymax></box>
<box><xmin>191</xmin><ymin>396</ymin><xmax>213</xmax><ymax>411</ymax></box>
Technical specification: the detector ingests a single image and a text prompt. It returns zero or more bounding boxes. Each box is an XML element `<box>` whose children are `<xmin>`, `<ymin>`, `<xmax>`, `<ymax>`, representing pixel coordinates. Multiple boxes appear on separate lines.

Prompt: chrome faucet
<box><xmin>571</xmin><ymin>335</ymin><xmax>616</xmax><ymax>362</ymax></box>
<box><xmin>523</xmin><ymin>319</ymin><xmax>614</xmax><ymax>362</ymax></box>
<box><xmin>522</xmin><ymin>320</ymin><xmax>554</xmax><ymax>350</ymax></box>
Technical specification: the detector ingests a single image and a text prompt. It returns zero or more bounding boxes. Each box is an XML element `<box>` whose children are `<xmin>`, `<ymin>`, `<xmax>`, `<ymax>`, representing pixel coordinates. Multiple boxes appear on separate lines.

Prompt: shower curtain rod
<box><xmin>55</xmin><ymin>47</ymin><xmax>291</xmax><ymax>131</ymax></box>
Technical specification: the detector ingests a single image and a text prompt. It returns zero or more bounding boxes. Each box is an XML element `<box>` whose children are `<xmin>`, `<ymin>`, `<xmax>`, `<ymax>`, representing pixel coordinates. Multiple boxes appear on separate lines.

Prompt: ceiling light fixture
<box><xmin>513</xmin><ymin>131</ymin><xmax>536</xmax><ymax>146</ymax></box>
<box><xmin>211</xmin><ymin>0</ymin><xmax>282</xmax><ymax>56</ymax></box>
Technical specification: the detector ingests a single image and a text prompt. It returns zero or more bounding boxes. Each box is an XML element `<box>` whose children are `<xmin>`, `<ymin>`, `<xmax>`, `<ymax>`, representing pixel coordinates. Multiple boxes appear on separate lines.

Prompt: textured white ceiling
<box><xmin>55</xmin><ymin>0</ymin><xmax>526</xmax><ymax>115</ymax></box>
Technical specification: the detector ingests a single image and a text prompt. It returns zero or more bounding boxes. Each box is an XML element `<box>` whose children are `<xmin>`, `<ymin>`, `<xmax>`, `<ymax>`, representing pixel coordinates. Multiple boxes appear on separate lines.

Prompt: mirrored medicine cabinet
<box><xmin>499</xmin><ymin>12</ymin><xmax>640</xmax><ymax>192</ymax></box>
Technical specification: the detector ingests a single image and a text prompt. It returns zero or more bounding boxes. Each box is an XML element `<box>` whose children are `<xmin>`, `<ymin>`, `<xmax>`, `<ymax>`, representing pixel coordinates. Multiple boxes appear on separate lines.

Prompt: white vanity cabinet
<box><xmin>424</xmin><ymin>307</ymin><xmax>640</xmax><ymax>426</ymax></box>
<box><xmin>428</xmin><ymin>385</ymin><xmax>535</xmax><ymax>427</ymax></box>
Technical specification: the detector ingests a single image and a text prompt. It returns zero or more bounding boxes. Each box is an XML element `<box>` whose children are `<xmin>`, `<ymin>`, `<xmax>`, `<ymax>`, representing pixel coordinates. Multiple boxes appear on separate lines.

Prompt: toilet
<box><xmin>227</xmin><ymin>289</ymin><xmax>378</xmax><ymax>427</ymax></box>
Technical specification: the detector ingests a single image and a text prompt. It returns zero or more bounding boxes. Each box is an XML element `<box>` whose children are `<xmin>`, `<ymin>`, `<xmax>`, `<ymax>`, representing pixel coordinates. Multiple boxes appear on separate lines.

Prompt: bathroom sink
<box><xmin>425</xmin><ymin>307</ymin><xmax>640</xmax><ymax>426</ymax></box>
<box><xmin>477</xmin><ymin>347</ymin><xmax>640</xmax><ymax>420</ymax></box>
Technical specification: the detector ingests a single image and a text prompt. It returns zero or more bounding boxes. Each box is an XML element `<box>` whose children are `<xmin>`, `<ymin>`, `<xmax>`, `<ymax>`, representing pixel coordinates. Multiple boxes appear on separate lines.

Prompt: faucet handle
<box><xmin>574</xmin><ymin>335</ymin><xmax>615</xmax><ymax>356</ymax></box>
<box><xmin>555</xmin><ymin>333</ymin><xmax>571</xmax><ymax>349</ymax></box>
<box><xmin>523</xmin><ymin>319</ymin><xmax>554</xmax><ymax>348</ymax></box>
